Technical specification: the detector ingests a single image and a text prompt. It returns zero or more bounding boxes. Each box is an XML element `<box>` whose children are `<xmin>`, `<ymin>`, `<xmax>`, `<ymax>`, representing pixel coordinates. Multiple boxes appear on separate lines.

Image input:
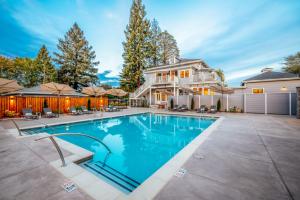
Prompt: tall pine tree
<box><xmin>120</xmin><ymin>0</ymin><xmax>151</xmax><ymax>92</ymax></box>
<box><xmin>147</xmin><ymin>18</ymin><xmax>162</xmax><ymax>67</ymax></box>
<box><xmin>54</xmin><ymin>23</ymin><xmax>99</xmax><ymax>90</ymax></box>
<box><xmin>159</xmin><ymin>31</ymin><xmax>179</xmax><ymax>64</ymax></box>
<box><xmin>35</xmin><ymin>45</ymin><xmax>57</xmax><ymax>84</ymax></box>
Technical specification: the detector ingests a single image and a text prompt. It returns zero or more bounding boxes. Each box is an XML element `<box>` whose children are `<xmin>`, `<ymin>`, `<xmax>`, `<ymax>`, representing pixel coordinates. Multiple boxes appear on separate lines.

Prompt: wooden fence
<box><xmin>0</xmin><ymin>95</ymin><xmax>108</xmax><ymax>118</ymax></box>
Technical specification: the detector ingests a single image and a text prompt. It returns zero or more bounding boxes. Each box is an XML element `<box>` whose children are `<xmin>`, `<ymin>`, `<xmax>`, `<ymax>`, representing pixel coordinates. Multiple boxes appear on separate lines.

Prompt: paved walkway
<box><xmin>0</xmin><ymin>127</ymin><xmax>93</xmax><ymax>200</ymax></box>
<box><xmin>0</xmin><ymin>108</ymin><xmax>150</xmax><ymax>200</ymax></box>
<box><xmin>0</xmin><ymin>109</ymin><xmax>299</xmax><ymax>200</ymax></box>
<box><xmin>155</xmin><ymin>114</ymin><xmax>300</xmax><ymax>200</ymax></box>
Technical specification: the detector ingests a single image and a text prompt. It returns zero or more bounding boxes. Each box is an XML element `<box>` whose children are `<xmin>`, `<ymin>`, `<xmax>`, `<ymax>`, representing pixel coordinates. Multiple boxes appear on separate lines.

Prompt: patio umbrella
<box><xmin>106</xmin><ymin>88</ymin><xmax>128</xmax><ymax>106</ymax></box>
<box><xmin>155</xmin><ymin>89</ymin><xmax>173</xmax><ymax>96</ymax></box>
<box><xmin>0</xmin><ymin>78</ymin><xmax>23</xmax><ymax>94</ymax></box>
<box><xmin>210</xmin><ymin>85</ymin><xmax>234</xmax><ymax>94</ymax></box>
<box><xmin>106</xmin><ymin>88</ymin><xmax>127</xmax><ymax>97</ymax></box>
<box><xmin>41</xmin><ymin>82</ymin><xmax>75</xmax><ymax>116</ymax></box>
<box><xmin>82</xmin><ymin>86</ymin><xmax>106</xmax><ymax>97</ymax></box>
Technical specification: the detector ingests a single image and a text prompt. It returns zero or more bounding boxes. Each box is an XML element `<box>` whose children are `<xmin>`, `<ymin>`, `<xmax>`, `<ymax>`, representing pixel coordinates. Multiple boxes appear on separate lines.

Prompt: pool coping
<box><xmin>10</xmin><ymin>111</ymin><xmax>223</xmax><ymax>200</ymax></box>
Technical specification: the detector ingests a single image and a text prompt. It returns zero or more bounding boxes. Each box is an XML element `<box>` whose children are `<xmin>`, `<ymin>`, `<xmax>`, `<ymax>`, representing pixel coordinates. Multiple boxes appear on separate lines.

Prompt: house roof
<box><xmin>145</xmin><ymin>58</ymin><xmax>210</xmax><ymax>73</ymax></box>
<box><xmin>5</xmin><ymin>85</ymin><xmax>86</xmax><ymax>96</ymax></box>
<box><xmin>243</xmin><ymin>71</ymin><xmax>299</xmax><ymax>83</ymax></box>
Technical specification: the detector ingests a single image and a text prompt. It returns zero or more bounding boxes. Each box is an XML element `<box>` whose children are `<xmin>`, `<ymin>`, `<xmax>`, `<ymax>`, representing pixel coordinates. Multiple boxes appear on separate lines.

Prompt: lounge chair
<box><xmin>196</xmin><ymin>105</ymin><xmax>206</xmax><ymax>113</ymax></box>
<box><xmin>43</xmin><ymin>108</ymin><xmax>58</xmax><ymax>118</ymax></box>
<box><xmin>69</xmin><ymin>107</ymin><xmax>82</xmax><ymax>115</ymax></box>
<box><xmin>105</xmin><ymin>105</ymin><xmax>119</xmax><ymax>112</ymax></box>
<box><xmin>178</xmin><ymin>105</ymin><xmax>188</xmax><ymax>112</ymax></box>
<box><xmin>210</xmin><ymin>105</ymin><xmax>217</xmax><ymax>114</ymax></box>
<box><xmin>81</xmin><ymin>106</ymin><xmax>93</xmax><ymax>114</ymax></box>
<box><xmin>171</xmin><ymin>105</ymin><xmax>179</xmax><ymax>111</ymax></box>
<box><xmin>22</xmin><ymin>108</ymin><xmax>38</xmax><ymax>119</ymax></box>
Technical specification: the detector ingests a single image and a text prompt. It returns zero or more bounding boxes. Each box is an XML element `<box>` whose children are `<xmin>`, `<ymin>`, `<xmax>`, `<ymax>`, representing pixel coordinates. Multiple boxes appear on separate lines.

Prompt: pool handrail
<box><xmin>35</xmin><ymin>133</ymin><xmax>112</xmax><ymax>167</ymax></box>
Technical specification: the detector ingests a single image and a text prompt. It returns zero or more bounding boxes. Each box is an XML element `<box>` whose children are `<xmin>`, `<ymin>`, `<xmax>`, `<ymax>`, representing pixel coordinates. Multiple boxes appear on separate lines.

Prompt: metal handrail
<box><xmin>35</xmin><ymin>133</ymin><xmax>112</xmax><ymax>167</ymax></box>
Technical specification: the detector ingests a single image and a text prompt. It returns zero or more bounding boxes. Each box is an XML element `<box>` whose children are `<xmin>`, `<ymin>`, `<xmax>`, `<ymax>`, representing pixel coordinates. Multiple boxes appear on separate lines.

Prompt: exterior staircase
<box><xmin>129</xmin><ymin>82</ymin><xmax>151</xmax><ymax>99</ymax></box>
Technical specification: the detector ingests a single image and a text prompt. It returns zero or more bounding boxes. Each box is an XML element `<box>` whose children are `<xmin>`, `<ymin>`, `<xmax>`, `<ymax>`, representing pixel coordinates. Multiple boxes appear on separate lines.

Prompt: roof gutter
<box><xmin>243</xmin><ymin>77</ymin><xmax>300</xmax><ymax>84</ymax></box>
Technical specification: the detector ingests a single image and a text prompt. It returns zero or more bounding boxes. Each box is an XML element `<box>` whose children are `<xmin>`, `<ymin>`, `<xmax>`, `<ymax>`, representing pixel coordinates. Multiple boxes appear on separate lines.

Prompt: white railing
<box><xmin>130</xmin><ymin>80</ymin><xmax>152</xmax><ymax>98</ymax></box>
<box><xmin>193</xmin><ymin>74</ymin><xmax>215</xmax><ymax>82</ymax></box>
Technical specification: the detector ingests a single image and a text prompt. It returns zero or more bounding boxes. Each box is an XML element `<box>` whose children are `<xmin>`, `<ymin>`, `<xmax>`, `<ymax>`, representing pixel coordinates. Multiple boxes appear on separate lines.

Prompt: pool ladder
<box><xmin>35</xmin><ymin>133</ymin><xmax>111</xmax><ymax>167</ymax></box>
<box><xmin>11</xmin><ymin>120</ymin><xmax>111</xmax><ymax>167</ymax></box>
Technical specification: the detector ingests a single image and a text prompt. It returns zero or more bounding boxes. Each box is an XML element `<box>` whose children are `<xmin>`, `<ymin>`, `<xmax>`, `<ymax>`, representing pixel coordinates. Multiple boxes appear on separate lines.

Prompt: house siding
<box><xmin>234</xmin><ymin>79</ymin><xmax>300</xmax><ymax>94</ymax></box>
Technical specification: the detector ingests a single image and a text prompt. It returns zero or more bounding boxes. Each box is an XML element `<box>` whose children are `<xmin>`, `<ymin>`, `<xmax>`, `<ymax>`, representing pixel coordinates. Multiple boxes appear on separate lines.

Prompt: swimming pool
<box><xmin>26</xmin><ymin>113</ymin><xmax>216</xmax><ymax>192</ymax></box>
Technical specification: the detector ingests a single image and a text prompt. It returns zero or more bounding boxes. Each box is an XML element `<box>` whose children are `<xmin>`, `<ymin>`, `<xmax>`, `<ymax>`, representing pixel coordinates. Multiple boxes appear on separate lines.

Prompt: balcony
<box><xmin>192</xmin><ymin>73</ymin><xmax>216</xmax><ymax>82</ymax></box>
<box><xmin>153</xmin><ymin>76</ymin><xmax>177</xmax><ymax>85</ymax></box>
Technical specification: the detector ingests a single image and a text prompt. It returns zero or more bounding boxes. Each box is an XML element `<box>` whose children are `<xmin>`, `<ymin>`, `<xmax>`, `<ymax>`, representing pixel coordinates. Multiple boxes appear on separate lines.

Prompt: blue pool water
<box><xmin>26</xmin><ymin>113</ymin><xmax>215</xmax><ymax>191</ymax></box>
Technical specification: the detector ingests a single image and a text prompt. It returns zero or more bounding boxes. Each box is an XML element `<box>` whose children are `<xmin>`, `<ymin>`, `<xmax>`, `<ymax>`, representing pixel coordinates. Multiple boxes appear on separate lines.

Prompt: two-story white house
<box><xmin>129</xmin><ymin>58</ymin><xmax>220</xmax><ymax>107</ymax></box>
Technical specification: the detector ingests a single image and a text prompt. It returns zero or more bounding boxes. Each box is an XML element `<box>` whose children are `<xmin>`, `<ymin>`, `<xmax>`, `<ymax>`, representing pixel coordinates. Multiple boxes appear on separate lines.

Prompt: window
<box><xmin>203</xmin><ymin>88</ymin><xmax>209</xmax><ymax>95</ymax></box>
<box><xmin>198</xmin><ymin>88</ymin><xmax>202</xmax><ymax>95</ymax></box>
<box><xmin>193</xmin><ymin>88</ymin><xmax>203</xmax><ymax>95</ymax></box>
<box><xmin>161</xmin><ymin>93</ymin><xmax>167</xmax><ymax>101</ymax></box>
<box><xmin>185</xmin><ymin>70</ymin><xmax>190</xmax><ymax>78</ymax></box>
<box><xmin>252</xmin><ymin>88</ymin><xmax>264</xmax><ymax>94</ymax></box>
<box><xmin>155</xmin><ymin>93</ymin><xmax>161</xmax><ymax>101</ymax></box>
<box><xmin>179</xmin><ymin>70</ymin><xmax>190</xmax><ymax>78</ymax></box>
<box><xmin>180</xmin><ymin>71</ymin><xmax>185</xmax><ymax>78</ymax></box>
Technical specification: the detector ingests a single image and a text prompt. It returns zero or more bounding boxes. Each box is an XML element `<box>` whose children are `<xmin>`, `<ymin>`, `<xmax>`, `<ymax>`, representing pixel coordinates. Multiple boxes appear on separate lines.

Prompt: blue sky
<box><xmin>1</xmin><ymin>0</ymin><xmax>300</xmax><ymax>87</ymax></box>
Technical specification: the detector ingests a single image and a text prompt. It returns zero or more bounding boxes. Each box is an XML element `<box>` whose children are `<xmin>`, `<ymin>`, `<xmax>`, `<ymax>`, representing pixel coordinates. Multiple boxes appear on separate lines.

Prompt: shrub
<box><xmin>43</xmin><ymin>99</ymin><xmax>48</xmax><ymax>108</ymax></box>
<box><xmin>87</xmin><ymin>99</ymin><xmax>91</xmax><ymax>110</ymax></box>
<box><xmin>170</xmin><ymin>98</ymin><xmax>174</xmax><ymax>109</ymax></box>
<box><xmin>191</xmin><ymin>97</ymin><xmax>194</xmax><ymax>110</ymax></box>
<box><xmin>217</xmin><ymin>99</ymin><xmax>221</xmax><ymax>111</ymax></box>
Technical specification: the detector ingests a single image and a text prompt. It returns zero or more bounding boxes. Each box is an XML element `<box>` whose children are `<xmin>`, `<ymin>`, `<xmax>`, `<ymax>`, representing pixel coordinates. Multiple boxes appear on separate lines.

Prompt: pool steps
<box><xmin>81</xmin><ymin>160</ymin><xmax>140</xmax><ymax>192</ymax></box>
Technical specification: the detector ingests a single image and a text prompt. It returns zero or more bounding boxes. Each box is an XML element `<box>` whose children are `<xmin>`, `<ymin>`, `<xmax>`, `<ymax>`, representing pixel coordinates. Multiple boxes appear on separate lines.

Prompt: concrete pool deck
<box><xmin>0</xmin><ymin>108</ymin><xmax>299</xmax><ymax>200</ymax></box>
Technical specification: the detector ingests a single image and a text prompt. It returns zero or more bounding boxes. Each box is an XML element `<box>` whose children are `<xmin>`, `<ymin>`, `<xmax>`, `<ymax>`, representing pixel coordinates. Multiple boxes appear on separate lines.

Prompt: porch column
<box><xmin>226</xmin><ymin>94</ymin><xmax>229</xmax><ymax>111</ymax></box>
<box><xmin>289</xmin><ymin>92</ymin><xmax>292</xmax><ymax>116</ymax></box>
<box><xmin>198</xmin><ymin>95</ymin><xmax>201</xmax><ymax>109</ymax></box>
<box><xmin>173</xmin><ymin>79</ymin><xmax>176</xmax><ymax>97</ymax></box>
<box><xmin>265</xmin><ymin>93</ymin><xmax>267</xmax><ymax>114</ymax></box>
<box><xmin>149</xmin><ymin>87</ymin><xmax>152</xmax><ymax>106</ymax></box>
<box><xmin>176</xmin><ymin>89</ymin><xmax>179</xmax><ymax>105</ymax></box>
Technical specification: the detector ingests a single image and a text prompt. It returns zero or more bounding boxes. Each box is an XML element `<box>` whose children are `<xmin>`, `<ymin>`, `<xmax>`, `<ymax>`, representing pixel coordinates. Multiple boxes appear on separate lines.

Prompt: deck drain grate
<box><xmin>174</xmin><ymin>168</ymin><xmax>187</xmax><ymax>178</ymax></box>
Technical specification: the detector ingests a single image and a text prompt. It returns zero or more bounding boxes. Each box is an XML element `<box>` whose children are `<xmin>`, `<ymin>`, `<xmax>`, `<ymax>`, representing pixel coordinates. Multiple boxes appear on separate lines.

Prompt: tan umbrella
<box><xmin>106</xmin><ymin>88</ymin><xmax>127</xmax><ymax>106</ymax></box>
<box><xmin>82</xmin><ymin>86</ymin><xmax>106</xmax><ymax>97</ymax></box>
<box><xmin>106</xmin><ymin>88</ymin><xmax>127</xmax><ymax>97</ymax></box>
<box><xmin>210</xmin><ymin>85</ymin><xmax>234</xmax><ymax>94</ymax></box>
<box><xmin>41</xmin><ymin>82</ymin><xmax>75</xmax><ymax>116</ymax></box>
<box><xmin>0</xmin><ymin>78</ymin><xmax>23</xmax><ymax>94</ymax></box>
<box><xmin>155</xmin><ymin>89</ymin><xmax>173</xmax><ymax>96</ymax></box>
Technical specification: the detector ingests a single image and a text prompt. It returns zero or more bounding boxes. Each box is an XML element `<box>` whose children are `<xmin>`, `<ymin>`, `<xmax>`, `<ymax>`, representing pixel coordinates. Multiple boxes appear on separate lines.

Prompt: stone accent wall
<box><xmin>297</xmin><ymin>87</ymin><xmax>300</xmax><ymax>119</ymax></box>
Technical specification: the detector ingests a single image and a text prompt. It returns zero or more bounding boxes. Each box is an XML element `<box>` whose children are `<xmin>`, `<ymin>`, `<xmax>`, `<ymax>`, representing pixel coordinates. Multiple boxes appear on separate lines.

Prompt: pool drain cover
<box><xmin>62</xmin><ymin>181</ymin><xmax>77</xmax><ymax>192</ymax></box>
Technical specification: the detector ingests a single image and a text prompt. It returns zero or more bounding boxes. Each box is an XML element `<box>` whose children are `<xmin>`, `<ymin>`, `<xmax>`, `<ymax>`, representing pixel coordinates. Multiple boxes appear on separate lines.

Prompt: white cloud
<box><xmin>226</xmin><ymin>62</ymin><xmax>281</xmax><ymax>81</ymax></box>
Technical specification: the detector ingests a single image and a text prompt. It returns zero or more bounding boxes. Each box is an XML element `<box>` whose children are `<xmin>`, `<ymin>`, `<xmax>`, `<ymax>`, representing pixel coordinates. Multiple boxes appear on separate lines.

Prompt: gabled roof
<box><xmin>145</xmin><ymin>58</ymin><xmax>210</xmax><ymax>73</ymax></box>
<box><xmin>5</xmin><ymin>85</ymin><xmax>86</xmax><ymax>96</ymax></box>
<box><xmin>243</xmin><ymin>71</ymin><xmax>299</xmax><ymax>83</ymax></box>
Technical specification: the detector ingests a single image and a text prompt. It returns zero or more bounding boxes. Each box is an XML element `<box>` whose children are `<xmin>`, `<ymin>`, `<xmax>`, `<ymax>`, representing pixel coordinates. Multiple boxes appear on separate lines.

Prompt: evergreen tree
<box><xmin>0</xmin><ymin>56</ymin><xmax>17</xmax><ymax>80</ymax></box>
<box><xmin>159</xmin><ymin>31</ymin><xmax>179</xmax><ymax>64</ymax></box>
<box><xmin>283</xmin><ymin>51</ymin><xmax>300</xmax><ymax>76</ymax></box>
<box><xmin>54</xmin><ymin>23</ymin><xmax>99</xmax><ymax>90</ymax></box>
<box><xmin>120</xmin><ymin>0</ymin><xmax>151</xmax><ymax>92</ymax></box>
<box><xmin>14</xmin><ymin>57</ymin><xmax>38</xmax><ymax>87</ymax></box>
<box><xmin>148</xmin><ymin>18</ymin><xmax>162</xmax><ymax>67</ymax></box>
<box><xmin>35</xmin><ymin>45</ymin><xmax>57</xmax><ymax>83</ymax></box>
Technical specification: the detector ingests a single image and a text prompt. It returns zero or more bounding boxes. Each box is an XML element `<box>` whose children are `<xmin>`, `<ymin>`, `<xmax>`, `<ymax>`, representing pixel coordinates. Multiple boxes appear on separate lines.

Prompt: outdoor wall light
<box><xmin>280</xmin><ymin>86</ymin><xmax>287</xmax><ymax>91</ymax></box>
